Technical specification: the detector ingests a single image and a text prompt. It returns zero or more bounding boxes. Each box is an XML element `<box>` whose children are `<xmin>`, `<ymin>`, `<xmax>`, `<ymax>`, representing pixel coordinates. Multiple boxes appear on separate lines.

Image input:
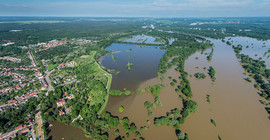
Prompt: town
<box><xmin>0</xmin><ymin>38</ymin><xmax>92</xmax><ymax>139</ymax></box>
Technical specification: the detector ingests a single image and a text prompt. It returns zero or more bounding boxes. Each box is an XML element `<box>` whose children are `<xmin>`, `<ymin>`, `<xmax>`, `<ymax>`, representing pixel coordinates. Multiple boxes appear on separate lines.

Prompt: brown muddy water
<box><xmin>49</xmin><ymin>39</ymin><xmax>270</xmax><ymax>140</ymax></box>
<box><xmin>101</xmin><ymin>43</ymin><xmax>181</xmax><ymax>139</ymax></box>
<box><xmin>48</xmin><ymin>121</ymin><xmax>91</xmax><ymax>140</ymax></box>
<box><xmin>181</xmin><ymin>38</ymin><xmax>270</xmax><ymax>140</ymax></box>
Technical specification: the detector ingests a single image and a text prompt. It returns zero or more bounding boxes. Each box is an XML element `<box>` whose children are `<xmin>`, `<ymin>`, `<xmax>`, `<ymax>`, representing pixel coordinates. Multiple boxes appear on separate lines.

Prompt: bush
<box><xmin>110</xmin><ymin>90</ymin><xmax>122</xmax><ymax>96</ymax></box>
<box><xmin>119</xmin><ymin>106</ymin><xmax>124</xmax><ymax>113</ymax></box>
<box><xmin>124</xmin><ymin>90</ymin><xmax>131</xmax><ymax>95</ymax></box>
<box><xmin>208</xmin><ymin>66</ymin><xmax>216</xmax><ymax>81</ymax></box>
<box><xmin>210</xmin><ymin>119</ymin><xmax>216</xmax><ymax>126</ymax></box>
<box><xmin>129</xmin><ymin>123</ymin><xmax>137</xmax><ymax>133</ymax></box>
<box><xmin>140</xmin><ymin>126</ymin><xmax>148</xmax><ymax>132</ymax></box>
<box><xmin>136</xmin><ymin>89</ymin><xmax>145</xmax><ymax>94</ymax></box>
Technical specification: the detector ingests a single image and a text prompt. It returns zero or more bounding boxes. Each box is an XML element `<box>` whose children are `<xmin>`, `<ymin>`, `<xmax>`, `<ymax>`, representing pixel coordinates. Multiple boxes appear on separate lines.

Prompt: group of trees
<box><xmin>158</xmin><ymin>38</ymin><xmax>211</xmax><ymax>75</ymax></box>
<box><xmin>235</xmin><ymin>53</ymin><xmax>270</xmax><ymax>100</ymax></box>
<box><xmin>232</xmin><ymin>44</ymin><xmax>243</xmax><ymax>54</ymax></box>
<box><xmin>206</xmin><ymin>94</ymin><xmax>211</xmax><ymax>104</ymax></box>
<box><xmin>147</xmin><ymin>84</ymin><xmax>164</xmax><ymax>106</ymax></box>
<box><xmin>236</xmin><ymin>54</ymin><xmax>269</xmax><ymax>78</ymax></box>
<box><xmin>207</xmin><ymin>48</ymin><xmax>214</xmax><ymax>61</ymax></box>
<box><xmin>194</xmin><ymin>73</ymin><xmax>206</xmax><ymax>79</ymax></box>
<box><xmin>110</xmin><ymin>89</ymin><xmax>131</xmax><ymax>96</ymax></box>
<box><xmin>136</xmin><ymin>89</ymin><xmax>146</xmax><ymax>94</ymax></box>
<box><xmin>146</xmin><ymin>84</ymin><xmax>163</xmax><ymax>96</ymax></box>
<box><xmin>208</xmin><ymin>66</ymin><xmax>216</xmax><ymax>81</ymax></box>
<box><xmin>170</xmin><ymin>78</ymin><xmax>178</xmax><ymax>86</ymax></box>
<box><xmin>154</xmin><ymin>108</ymin><xmax>190</xmax><ymax>140</ymax></box>
<box><xmin>178</xmin><ymin>73</ymin><xmax>193</xmax><ymax>98</ymax></box>
<box><xmin>142</xmin><ymin>84</ymin><xmax>165</xmax><ymax>117</ymax></box>
<box><xmin>154</xmin><ymin>108</ymin><xmax>184</xmax><ymax>127</ymax></box>
<box><xmin>144</xmin><ymin>101</ymin><xmax>154</xmax><ymax>117</ymax></box>
<box><xmin>181</xmin><ymin>100</ymin><xmax>198</xmax><ymax>119</ymax></box>
<box><xmin>121</xmin><ymin>117</ymin><xmax>140</xmax><ymax>136</ymax></box>
<box><xmin>0</xmin><ymin>45</ymin><xmax>31</xmax><ymax>68</ymax></box>
<box><xmin>176</xmin><ymin>129</ymin><xmax>190</xmax><ymax>140</ymax></box>
<box><xmin>0</xmin><ymin>45</ymin><xmax>22</xmax><ymax>57</ymax></box>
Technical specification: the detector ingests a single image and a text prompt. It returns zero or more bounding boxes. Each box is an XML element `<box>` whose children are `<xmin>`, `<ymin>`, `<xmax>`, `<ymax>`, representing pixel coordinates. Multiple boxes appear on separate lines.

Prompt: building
<box><xmin>21</xmin><ymin>128</ymin><xmax>30</xmax><ymax>134</ymax></box>
<box><xmin>56</xmin><ymin>99</ymin><xmax>66</xmax><ymax>107</ymax></box>
<box><xmin>58</xmin><ymin>110</ymin><xmax>65</xmax><ymax>116</ymax></box>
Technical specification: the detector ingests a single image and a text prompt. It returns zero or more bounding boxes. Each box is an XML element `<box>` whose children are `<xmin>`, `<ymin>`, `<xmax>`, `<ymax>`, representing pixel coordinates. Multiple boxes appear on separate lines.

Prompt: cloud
<box><xmin>0</xmin><ymin>0</ymin><xmax>269</xmax><ymax>17</ymax></box>
<box><xmin>4</xmin><ymin>4</ymin><xmax>27</xmax><ymax>8</ymax></box>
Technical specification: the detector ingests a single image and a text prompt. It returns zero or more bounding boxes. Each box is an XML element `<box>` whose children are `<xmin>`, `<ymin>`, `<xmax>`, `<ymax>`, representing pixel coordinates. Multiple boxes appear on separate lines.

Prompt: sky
<box><xmin>0</xmin><ymin>0</ymin><xmax>269</xmax><ymax>17</ymax></box>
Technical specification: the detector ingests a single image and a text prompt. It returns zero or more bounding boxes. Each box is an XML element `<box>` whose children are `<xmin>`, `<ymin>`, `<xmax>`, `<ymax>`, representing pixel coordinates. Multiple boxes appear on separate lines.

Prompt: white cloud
<box><xmin>4</xmin><ymin>4</ymin><xmax>27</xmax><ymax>8</ymax></box>
<box><xmin>0</xmin><ymin>0</ymin><xmax>269</xmax><ymax>17</ymax></box>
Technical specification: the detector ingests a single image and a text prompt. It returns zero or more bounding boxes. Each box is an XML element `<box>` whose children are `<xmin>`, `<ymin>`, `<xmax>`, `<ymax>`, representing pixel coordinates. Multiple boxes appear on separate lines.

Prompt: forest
<box><xmin>0</xmin><ymin>18</ymin><xmax>147</xmax><ymax>45</ymax></box>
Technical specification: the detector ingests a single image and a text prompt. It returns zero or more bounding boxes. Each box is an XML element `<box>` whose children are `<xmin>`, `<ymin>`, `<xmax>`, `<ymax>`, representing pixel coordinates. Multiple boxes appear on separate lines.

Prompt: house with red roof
<box><xmin>57</xmin><ymin>98</ymin><xmax>66</xmax><ymax>107</ymax></box>
<box><xmin>21</xmin><ymin>128</ymin><xmax>29</xmax><ymax>134</ymax></box>
<box><xmin>59</xmin><ymin>110</ymin><xmax>65</xmax><ymax>116</ymax></box>
<box><xmin>15</xmin><ymin>125</ymin><xmax>23</xmax><ymax>130</ymax></box>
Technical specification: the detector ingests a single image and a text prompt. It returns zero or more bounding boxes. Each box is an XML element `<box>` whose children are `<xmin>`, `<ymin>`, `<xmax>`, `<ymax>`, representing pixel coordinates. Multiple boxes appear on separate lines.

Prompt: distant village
<box><xmin>31</xmin><ymin>39</ymin><xmax>93</xmax><ymax>53</ymax></box>
<box><xmin>0</xmin><ymin>56</ymin><xmax>21</xmax><ymax>63</ymax></box>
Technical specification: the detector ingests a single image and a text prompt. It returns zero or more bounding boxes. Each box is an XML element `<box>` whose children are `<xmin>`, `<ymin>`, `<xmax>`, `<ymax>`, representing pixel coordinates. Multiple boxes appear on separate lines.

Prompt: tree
<box><xmin>119</xmin><ymin>106</ymin><xmax>124</xmax><ymax>113</ymax></box>
<box><xmin>129</xmin><ymin>123</ymin><xmax>137</xmax><ymax>133</ymax></box>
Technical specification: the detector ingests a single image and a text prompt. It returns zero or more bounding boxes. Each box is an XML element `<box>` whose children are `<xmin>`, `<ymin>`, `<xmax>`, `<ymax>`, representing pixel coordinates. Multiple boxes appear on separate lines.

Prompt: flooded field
<box><xmin>224</xmin><ymin>36</ymin><xmax>270</xmax><ymax>68</ymax></box>
<box><xmin>48</xmin><ymin>121</ymin><xmax>90</xmax><ymax>140</ymax></box>
<box><xmin>101</xmin><ymin>43</ymin><xmax>181</xmax><ymax>139</ymax></box>
<box><xmin>168</xmin><ymin>38</ymin><xmax>176</xmax><ymax>45</ymax></box>
<box><xmin>120</xmin><ymin>34</ymin><xmax>165</xmax><ymax>44</ymax></box>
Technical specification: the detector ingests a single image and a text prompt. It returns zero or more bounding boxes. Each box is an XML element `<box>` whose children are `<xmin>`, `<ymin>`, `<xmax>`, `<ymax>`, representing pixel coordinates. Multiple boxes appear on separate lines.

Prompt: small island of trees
<box><xmin>194</xmin><ymin>73</ymin><xmax>206</xmax><ymax>79</ymax></box>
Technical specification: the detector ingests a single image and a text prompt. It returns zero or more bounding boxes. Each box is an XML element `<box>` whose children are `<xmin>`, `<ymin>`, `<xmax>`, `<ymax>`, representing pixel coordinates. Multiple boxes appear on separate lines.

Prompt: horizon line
<box><xmin>0</xmin><ymin>16</ymin><xmax>270</xmax><ymax>18</ymax></box>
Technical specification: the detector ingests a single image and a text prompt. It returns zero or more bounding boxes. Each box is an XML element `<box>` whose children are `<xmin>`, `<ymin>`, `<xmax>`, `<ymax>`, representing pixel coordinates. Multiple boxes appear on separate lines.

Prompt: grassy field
<box><xmin>79</xmin><ymin>51</ymin><xmax>112</xmax><ymax>115</ymax></box>
<box><xmin>47</xmin><ymin>64</ymin><xmax>58</xmax><ymax>71</ymax></box>
<box><xmin>96</xmin><ymin>59</ymin><xmax>112</xmax><ymax>115</ymax></box>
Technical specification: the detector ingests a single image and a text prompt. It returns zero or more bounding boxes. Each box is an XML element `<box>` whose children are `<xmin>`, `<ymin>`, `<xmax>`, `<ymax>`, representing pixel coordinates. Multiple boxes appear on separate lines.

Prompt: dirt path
<box><xmin>36</xmin><ymin>112</ymin><xmax>44</xmax><ymax>140</ymax></box>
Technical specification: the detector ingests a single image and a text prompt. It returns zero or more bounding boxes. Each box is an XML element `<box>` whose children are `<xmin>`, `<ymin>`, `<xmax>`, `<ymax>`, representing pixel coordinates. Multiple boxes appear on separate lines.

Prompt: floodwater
<box><xmin>101</xmin><ymin>43</ymin><xmax>166</xmax><ymax>92</ymax></box>
<box><xmin>48</xmin><ymin>38</ymin><xmax>270</xmax><ymax>140</ymax></box>
<box><xmin>104</xmin><ymin>65</ymin><xmax>183</xmax><ymax>140</ymax></box>
<box><xmin>181</xmin><ymin>38</ymin><xmax>270</xmax><ymax>140</ymax></box>
<box><xmin>120</xmin><ymin>34</ymin><xmax>165</xmax><ymax>44</ymax></box>
<box><xmin>168</xmin><ymin>38</ymin><xmax>176</xmax><ymax>45</ymax></box>
<box><xmin>224</xmin><ymin>36</ymin><xmax>270</xmax><ymax>68</ymax></box>
<box><xmin>48</xmin><ymin>121</ymin><xmax>91</xmax><ymax>140</ymax></box>
<box><xmin>101</xmin><ymin>43</ymin><xmax>184</xmax><ymax>139</ymax></box>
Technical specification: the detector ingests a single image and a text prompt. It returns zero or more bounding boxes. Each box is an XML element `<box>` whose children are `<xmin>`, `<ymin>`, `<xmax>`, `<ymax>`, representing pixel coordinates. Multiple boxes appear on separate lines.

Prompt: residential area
<box><xmin>0</xmin><ymin>37</ymin><xmax>94</xmax><ymax>139</ymax></box>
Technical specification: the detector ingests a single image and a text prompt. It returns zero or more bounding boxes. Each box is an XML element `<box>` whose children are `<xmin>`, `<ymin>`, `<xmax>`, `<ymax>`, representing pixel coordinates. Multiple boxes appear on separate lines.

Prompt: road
<box><xmin>27</xmin><ymin>51</ymin><xmax>37</xmax><ymax>67</ymax></box>
<box><xmin>35</xmin><ymin>112</ymin><xmax>44</xmax><ymax>140</ymax></box>
<box><xmin>31</xmin><ymin>124</ymin><xmax>36</xmax><ymax>140</ymax></box>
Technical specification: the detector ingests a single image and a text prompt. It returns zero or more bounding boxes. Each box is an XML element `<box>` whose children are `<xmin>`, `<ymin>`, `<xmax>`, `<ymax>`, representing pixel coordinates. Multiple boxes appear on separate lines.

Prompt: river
<box><xmin>181</xmin><ymin>38</ymin><xmax>270</xmax><ymax>140</ymax></box>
